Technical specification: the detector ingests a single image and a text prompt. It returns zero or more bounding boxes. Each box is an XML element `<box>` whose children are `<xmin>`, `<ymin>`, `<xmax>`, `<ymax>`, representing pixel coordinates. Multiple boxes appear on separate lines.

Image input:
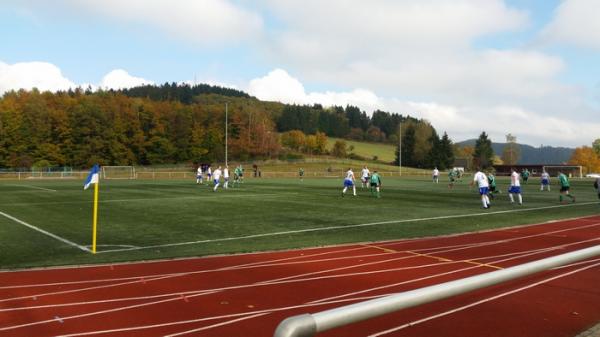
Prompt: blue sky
<box><xmin>1</xmin><ymin>0</ymin><xmax>599</xmax><ymax>147</ymax></box>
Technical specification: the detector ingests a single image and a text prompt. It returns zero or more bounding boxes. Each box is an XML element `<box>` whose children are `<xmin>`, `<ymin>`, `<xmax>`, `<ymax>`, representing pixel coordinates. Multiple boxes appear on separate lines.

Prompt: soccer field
<box><xmin>1</xmin><ymin>176</ymin><xmax>599</xmax><ymax>269</ymax></box>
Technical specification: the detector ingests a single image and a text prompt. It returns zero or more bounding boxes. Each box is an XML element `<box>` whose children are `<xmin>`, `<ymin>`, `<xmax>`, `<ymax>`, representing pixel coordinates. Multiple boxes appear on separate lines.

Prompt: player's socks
<box><xmin>509</xmin><ymin>194</ymin><xmax>514</xmax><ymax>203</ymax></box>
<box><xmin>353</xmin><ymin>186</ymin><xmax>356</xmax><ymax>196</ymax></box>
<box><xmin>518</xmin><ymin>195</ymin><xmax>522</xmax><ymax>205</ymax></box>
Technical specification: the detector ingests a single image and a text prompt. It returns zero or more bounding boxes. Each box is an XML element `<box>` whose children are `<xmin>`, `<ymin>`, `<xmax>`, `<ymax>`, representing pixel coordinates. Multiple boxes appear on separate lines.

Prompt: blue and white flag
<box><xmin>84</xmin><ymin>164</ymin><xmax>100</xmax><ymax>190</ymax></box>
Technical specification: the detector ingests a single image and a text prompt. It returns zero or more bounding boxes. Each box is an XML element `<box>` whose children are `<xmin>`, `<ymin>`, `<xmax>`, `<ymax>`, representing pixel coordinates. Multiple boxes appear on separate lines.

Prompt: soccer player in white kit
<box><xmin>360</xmin><ymin>166</ymin><xmax>370</xmax><ymax>188</ymax></box>
<box><xmin>471</xmin><ymin>167</ymin><xmax>490</xmax><ymax>209</ymax></box>
<box><xmin>196</xmin><ymin>165</ymin><xmax>203</xmax><ymax>184</ymax></box>
<box><xmin>540</xmin><ymin>170</ymin><xmax>551</xmax><ymax>191</ymax></box>
<box><xmin>212</xmin><ymin>166</ymin><xmax>222</xmax><ymax>192</ymax></box>
<box><xmin>509</xmin><ymin>168</ymin><xmax>523</xmax><ymax>205</ymax></box>
<box><xmin>223</xmin><ymin>166</ymin><xmax>229</xmax><ymax>189</ymax></box>
<box><xmin>432</xmin><ymin>167</ymin><xmax>439</xmax><ymax>183</ymax></box>
<box><xmin>342</xmin><ymin>168</ymin><xmax>357</xmax><ymax>196</ymax></box>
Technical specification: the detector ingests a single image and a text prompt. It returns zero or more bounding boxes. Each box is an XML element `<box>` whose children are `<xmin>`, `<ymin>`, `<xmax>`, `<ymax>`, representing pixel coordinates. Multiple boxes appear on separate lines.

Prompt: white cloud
<box><xmin>247</xmin><ymin>68</ymin><xmax>600</xmax><ymax>147</ymax></box>
<box><xmin>0</xmin><ymin>60</ymin><xmax>75</xmax><ymax>94</ymax></box>
<box><xmin>61</xmin><ymin>0</ymin><xmax>263</xmax><ymax>46</ymax></box>
<box><xmin>541</xmin><ymin>0</ymin><xmax>600</xmax><ymax>50</ymax></box>
<box><xmin>100</xmin><ymin>69</ymin><xmax>153</xmax><ymax>89</ymax></box>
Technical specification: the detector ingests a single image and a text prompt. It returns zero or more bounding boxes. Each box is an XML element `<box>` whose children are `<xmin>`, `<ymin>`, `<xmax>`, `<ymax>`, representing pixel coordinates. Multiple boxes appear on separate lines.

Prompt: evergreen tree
<box><xmin>440</xmin><ymin>132</ymin><xmax>455</xmax><ymax>169</ymax></box>
<box><xmin>395</xmin><ymin>124</ymin><xmax>416</xmax><ymax>166</ymax></box>
<box><xmin>473</xmin><ymin>131</ymin><xmax>494</xmax><ymax>168</ymax></box>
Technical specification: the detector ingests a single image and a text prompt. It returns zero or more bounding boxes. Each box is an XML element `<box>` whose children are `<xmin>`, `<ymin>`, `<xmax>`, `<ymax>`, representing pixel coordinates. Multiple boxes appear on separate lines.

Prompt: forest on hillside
<box><xmin>0</xmin><ymin>83</ymin><xmax>454</xmax><ymax>169</ymax></box>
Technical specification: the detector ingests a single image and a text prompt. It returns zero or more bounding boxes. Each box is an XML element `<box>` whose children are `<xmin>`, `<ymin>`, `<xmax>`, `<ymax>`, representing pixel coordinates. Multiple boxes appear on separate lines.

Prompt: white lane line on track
<box><xmin>0</xmin><ymin>210</ymin><xmax>90</xmax><ymax>253</ymax></box>
<box><xmin>2</xmin><ymin>237</ymin><xmax>598</xmax><ymax>333</ymax></box>
<box><xmin>96</xmin><ymin>201</ymin><xmax>600</xmax><ymax>253</ymax></box>
<box><xmin>2</xmin><ymin>221</ymin><xmax>599</xmax><ymax>307</ymax></box>
<box><xmin>366</xmin><ymin>260</ymin><xmax>600</xmax><ymax>337</ymax></box>
<box><xmin>47</xmin><ymin>259</ymin><xmax>600</xmax><ymax>337</ymax></box>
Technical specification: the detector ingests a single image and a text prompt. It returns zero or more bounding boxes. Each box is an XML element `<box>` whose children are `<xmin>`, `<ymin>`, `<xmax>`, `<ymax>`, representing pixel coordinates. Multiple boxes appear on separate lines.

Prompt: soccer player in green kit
<box><xmin>558</xmin><ymin>170</ymin><xmax>575</xmax><ymax>203</ymax></box>
<box><xmin>370</xmin><ymin>170</ymin><xmax>382</xmax><ymax>198</ymax></box>
<box><xmin>487</xmin><ymin>171</ymin><xmax>500</xmax><ymax>199</ymax></box>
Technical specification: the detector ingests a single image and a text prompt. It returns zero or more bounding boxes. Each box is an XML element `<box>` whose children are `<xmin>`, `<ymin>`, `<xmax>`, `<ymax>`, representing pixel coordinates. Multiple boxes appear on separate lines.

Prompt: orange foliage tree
<box><xmin>569</xmin><ymin>146</ymin><xmax>600</xmax><ymax>174</ymax></box>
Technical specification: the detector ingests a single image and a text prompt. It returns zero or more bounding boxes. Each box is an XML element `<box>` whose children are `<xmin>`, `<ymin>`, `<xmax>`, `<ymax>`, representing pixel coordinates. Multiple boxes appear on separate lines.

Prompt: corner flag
<box><xmin>84</xmin><ymin>164</ymin><xmax>100</xmax><ymax>190</ymax></box>
<box><xmin>84</xmin><ymin>164</ymin><xmax>100</xmax><ymax>254</ymax></box>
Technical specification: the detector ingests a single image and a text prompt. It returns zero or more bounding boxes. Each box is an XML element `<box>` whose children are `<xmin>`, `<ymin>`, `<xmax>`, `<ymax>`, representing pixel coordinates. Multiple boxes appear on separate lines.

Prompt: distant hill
<box><xmin>456</xmin><ymin>140</ymin><xmax>573</xmax><ymax>165</ymax></box>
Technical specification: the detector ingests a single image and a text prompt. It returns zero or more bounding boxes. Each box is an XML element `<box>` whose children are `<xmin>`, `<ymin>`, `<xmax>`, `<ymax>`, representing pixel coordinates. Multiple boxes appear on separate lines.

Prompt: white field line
<box><xmin>2</xmin><ymin>221</ymin><xmax>599</xmax><ymax>305</ymax></box>
<box><xmin>0</xmin><ymin>211</ymin><xmax>90</xmax><ymax>253</ymax></box>
<box><xmin>5</xmin><ymin>184</ymin><xmax>57</xmax><ymax>192</ymax></box>
<box><xmin>367</xmin><ymin>260</ymin><xmax>600</xmax><ymax>337</ymax></box>
<box><xmin>2</xmin><ymin>235</ymin><xmax>598</xmax><ymax>330</ymax></box>
<box><xmin>50</xmin><ymin>259</ymin><xmax>600</xmax><ymax>337</ymax></box>
<box><xmin>1</xmin><ymin>192</ymin><xmax>301</xmax><ymax>207</ymax></box>
<box><xmin>96</xmin><ymin>201</ymin><xmax>600</xmax><ymax>254</ymax></box>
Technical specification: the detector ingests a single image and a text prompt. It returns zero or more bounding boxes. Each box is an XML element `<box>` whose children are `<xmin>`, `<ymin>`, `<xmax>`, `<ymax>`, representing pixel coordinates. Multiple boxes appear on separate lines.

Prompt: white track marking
<box><xmin>47</xmin><ymin>259</ymin><xmax>600</xmax><ymax>337</ymax></box>
<box><xmin>163</xmin><ymin>313</ymin><xmax>270</xmax><ymax>337</ymax></box>
<box><xmin>366</xmin><ymin>261</ymin><xmax>600</xmax><ymax>337</ymax></box>
<box><xmin>2</xmin><ymin>236</ymin><xmax>598</xmax><ymax>326</ymax></box>
<box><xmin>2</xmin><ymin>222</ymin><xmax>599</xmax><ymax>306</ymax></box>
<box><xmin>5</xmin><ymin>184</ymin><xmax>57</xmax><ymax>192</ymax></box>
<box><xmin>0</xmin><ymin>210</ymin><xmax>90</xmax><ymax>253</ymax></box>
<box><xmin>96</xmin><ymin>202</ymin><xmax>600</xmax><ymax>253</ymax></box>
<box><xmin>308</xmin><ymin>237</ymin><xmax>600</xmax><ymax>304</ymax></box>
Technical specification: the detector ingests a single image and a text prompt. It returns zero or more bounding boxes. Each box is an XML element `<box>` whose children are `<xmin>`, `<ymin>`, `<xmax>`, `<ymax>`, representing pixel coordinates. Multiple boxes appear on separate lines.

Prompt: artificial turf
<box><xmin>1</xmin><ymin>175</ymin><xmax>598</xmax><ymax>269</ymax></box>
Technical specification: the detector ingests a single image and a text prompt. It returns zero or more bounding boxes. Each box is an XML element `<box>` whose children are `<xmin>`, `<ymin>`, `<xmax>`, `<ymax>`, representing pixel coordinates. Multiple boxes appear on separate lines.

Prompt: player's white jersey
<box><xmin>197</xmin><ymin>167</ymin><xmax>202</xmax><ymax>175</ymax></box>
<box><xmin>346</xmin><ymin>170</ymin><xmax>355</xmax><ymax>180</ymax></box>
<box><xmin>511</xmin><ymin>171</ymin><xmax>521</xmax><ymax>187</ymax></box>
<box><xmin>224</xmin><ymin>168</ymin><xmax>229</xmax><ymax>178</ymax></box>
<box><xmin>361</xmin><ymin>168</ymin><xmax>370</xmax><ymax>179</ymax></box>
<box><xmin>473</xmin><ymin>171</ymin><xmax>489</xmax><ymax>188</ymax></box>
<box><xmin>208</xmin><ymin>167</ymin><xmax>212</xmax><ymax>175</ymax></box>
<box><xmin>213</xmin><ymin>169</ymin><xmax>222</xmax><ymax>181</ymax></box>
<box><xmin>433</xmin><ymin>169</ymin><xmax>439</xmax><ymax>176</ymax></box>
<box><xmin>541</xmin><ymin>172</ymin><xmax>550</xmax><ymax>180</ymax></box>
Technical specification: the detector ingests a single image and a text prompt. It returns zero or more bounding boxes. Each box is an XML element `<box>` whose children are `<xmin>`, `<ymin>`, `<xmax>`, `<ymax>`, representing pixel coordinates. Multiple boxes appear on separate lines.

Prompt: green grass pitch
<box><xmin>1</xmin><ymin>176</ymin><xmax>598</xmax><ymax>269</ymax></box>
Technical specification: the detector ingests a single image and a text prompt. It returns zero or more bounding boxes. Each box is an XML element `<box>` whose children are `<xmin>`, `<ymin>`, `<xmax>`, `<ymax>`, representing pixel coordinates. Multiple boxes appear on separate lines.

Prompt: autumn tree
<box><xmin>569</xmin><ymin>146</ymin><xmax>600</xmax><ymax>174</ymax></box>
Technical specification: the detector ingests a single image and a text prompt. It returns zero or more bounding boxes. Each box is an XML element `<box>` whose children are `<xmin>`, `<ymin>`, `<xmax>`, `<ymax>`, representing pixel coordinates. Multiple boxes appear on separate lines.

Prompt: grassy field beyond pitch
<box><xmin>1</xmin><ymin>175</ymin><xmax>599</xmax><ymax>269</ymax></box>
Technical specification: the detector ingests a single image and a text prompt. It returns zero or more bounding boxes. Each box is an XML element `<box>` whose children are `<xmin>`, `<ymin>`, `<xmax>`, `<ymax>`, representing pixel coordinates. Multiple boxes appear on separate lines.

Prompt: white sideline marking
<box><xmin>0</xmin><ymin>211</ymin><xmax>90</xmax><ymax>253</ymax></box>
<box><xmin>367</xmin><ymin>260</ymin><xmax>600</xmax><ymax>336</ymax></box>
<box><xmin>97</xmin><ymin>201</ymin><xmax>599</xmax><ymax>253</ymax></box>
<box><xmin>6</xmin><ymin>184</ymin><xmax>57</xmax><ymax>192</ymax></box>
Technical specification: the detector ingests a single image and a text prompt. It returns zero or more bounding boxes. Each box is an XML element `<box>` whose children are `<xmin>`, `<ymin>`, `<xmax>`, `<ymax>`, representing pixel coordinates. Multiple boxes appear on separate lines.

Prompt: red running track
<box><xmin>1</xmin><ymin>216</ymin><xmax>600</xmax><ymax>337</ymax></box>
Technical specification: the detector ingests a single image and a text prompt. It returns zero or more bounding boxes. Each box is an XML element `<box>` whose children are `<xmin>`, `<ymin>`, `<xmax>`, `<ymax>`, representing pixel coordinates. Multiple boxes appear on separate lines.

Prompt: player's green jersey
<box><xmin>487</xmin><ymin>174</ymin><xmax>496</xmax><ymax>188</ymax></box>
<box><xmin>370</xmin><ymin>173</ymin><xmax>381</xmax><ymax>185</ymax></box>
<box><xmin>558</xmin><ymin>173</ymin><xmax>570</xmax><ymax>187</ymax></box>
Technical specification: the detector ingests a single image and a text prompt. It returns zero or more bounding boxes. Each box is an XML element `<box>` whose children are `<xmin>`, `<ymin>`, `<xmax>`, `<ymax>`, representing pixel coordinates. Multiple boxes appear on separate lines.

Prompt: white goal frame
<box><xmin>102</xmin><ymin>166</ymin><xmax>136</xmax><ymax>179</ymax></box>
<box><xmin>542</xmin><ymin>165</ymin><xmax>582</xmax><ymax>178</ymax></box>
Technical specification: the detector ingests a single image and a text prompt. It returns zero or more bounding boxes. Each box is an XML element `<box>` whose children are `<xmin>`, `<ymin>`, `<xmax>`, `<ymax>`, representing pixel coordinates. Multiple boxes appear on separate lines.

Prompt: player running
<box><xmin>432</xmin><ymin>167</ymin><xmax>439</xmax><ymax>183</ymax></box>
<box><xmin>223</xmin><ymin>166</ymin><xmax>229</xmax><ymax>189</ymax></box>
<box><xmin>487</xmin><ymin>171</ymin><xmax>500</xmax><ymax>199</ymax></box>
<box><xmin>207</xmin><ymin>165</ymin><xmax>212</xmax><ymax>182</ymax></box>
<box><xmin>342</xmin><ymin>168</ymin><xmax>357</xmax><ymax>197</ymax></box>
<box><xmin>540</xmin><ymin>170</ymin><xmax>551</xmax><ymax>191</ymax></box>
<box><xmin>471</xmin><ymin>167</ymin><xmax>491</xmax><ymax>209</ymax></box>
<box><xmin>558</xmin><ymin>170</ymin><xmax>575</xmax><ymax>203</ymax></box>
<box><xmin>212</xmin><ymin>166</ymin><xmax>222</xmax><ymax>192</ymax></box>
<box><xmin>522</xmin><ymin>169</ymin><xmax>530</xmax><ymax>184</ymax></box>
<box><xmin>196</xmin><ymin>165</ymin><xmax>203</xmax><ymax>184</ymax></box>
<box><xmin>299</xmin><ymin>168</ymin><xmax>304</xmax><ymax>182</ymax></box>
<box><xmin>360</xmin><ymin>166</ymin><xmax>370</xmax><ymax>188</ymax></box>
<box><xmin>508</xmin><ymin>168</ymin><xmax>523</xmax><ymax>205</ymax></box>
<box><xmin>370</xmin><ymin>170</ymin><xmax>382</xmax><ymax>198</ymax></box>
<box><xmin>448</xmin><ymin>169</ymin><xmax>456</xmax><ymax>189</ymax></box>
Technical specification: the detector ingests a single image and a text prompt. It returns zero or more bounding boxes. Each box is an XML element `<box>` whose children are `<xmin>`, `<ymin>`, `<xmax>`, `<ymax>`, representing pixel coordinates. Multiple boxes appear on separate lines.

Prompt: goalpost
<box><xmin>542</xmin><ymin>165</ymin><xmax>582</xmax><ymax>178</ymax></box>
<box><xmin>101</xmin><ymin>166</ymin><xmax>136</xmax><ymax>179</ymax></box>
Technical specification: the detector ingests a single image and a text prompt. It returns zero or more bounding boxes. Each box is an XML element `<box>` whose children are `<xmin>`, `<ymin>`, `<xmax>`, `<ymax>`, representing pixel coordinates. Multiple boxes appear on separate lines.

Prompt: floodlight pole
<box><xmin>225</xmin><ymin>102</ymin><xmax>228</xmax><ymax>167</ymax></box>
<box><xmin>398</xmin><ymin>121</ymin><xmax>402</xmax><ymax>176</ymax></box>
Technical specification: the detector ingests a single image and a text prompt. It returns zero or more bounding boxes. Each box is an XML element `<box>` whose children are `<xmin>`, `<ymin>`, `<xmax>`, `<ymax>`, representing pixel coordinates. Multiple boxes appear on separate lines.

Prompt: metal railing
<box><xmin>274</xmin><ymin>244</ymin><xmax>600</xmax><ymax>337</ymax></box>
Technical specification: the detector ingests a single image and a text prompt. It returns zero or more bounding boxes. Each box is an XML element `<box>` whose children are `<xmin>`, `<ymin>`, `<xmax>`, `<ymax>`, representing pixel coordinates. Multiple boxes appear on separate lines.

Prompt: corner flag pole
<box><xmin>84</xmin><ymin>164</ymin><xmax>100</xmax><ymax>254</ymax></box>
<box><xmin>92</xmin><ymin>179</ymin><xmax>99</xmax><ymax>254</ymax></box>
